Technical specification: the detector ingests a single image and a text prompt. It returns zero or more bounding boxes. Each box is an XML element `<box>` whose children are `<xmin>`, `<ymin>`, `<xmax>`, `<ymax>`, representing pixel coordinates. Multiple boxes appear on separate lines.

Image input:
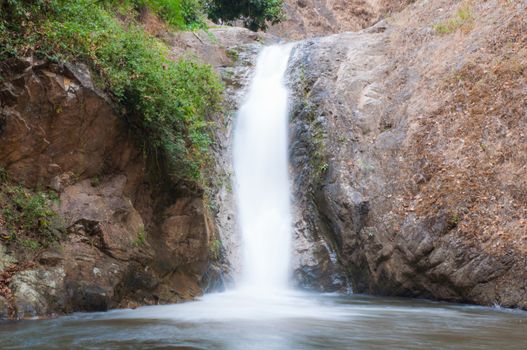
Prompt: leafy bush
<box><xmin>180</xmin><ymin>0</ymin><xmax>207</xmax><ymax>28</ymax></box>
<box><xmin>0</xmin><ymin>184</ymin><xmax>64</xmax><ymax>246</ymax></box>
<box><xmin>1</xmin><ymin>0</ymin><xmax>223</xmax><ymax>182</ymax></box>
<box><xmin>206</xmin><ymin>0</ymin><xmax>285</xmax><ymax>31</ymax></box>
<box><xmin>132</xmin><ymin>0</ymin><xmax>206</xmax><ymax>29</ymax></box>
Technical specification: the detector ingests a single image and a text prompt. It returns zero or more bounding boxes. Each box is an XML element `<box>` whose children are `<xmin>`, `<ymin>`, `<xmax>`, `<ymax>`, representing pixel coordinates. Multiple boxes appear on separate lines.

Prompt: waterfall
<box><xmin>99</xmin><ymin>44</ymin><xmax>339</xmax><ymax>322</ymax></box>
<box><xmin>233</xmin><ymin>44</ymin><xmax>294</xmax><ymax>292</ymax></box>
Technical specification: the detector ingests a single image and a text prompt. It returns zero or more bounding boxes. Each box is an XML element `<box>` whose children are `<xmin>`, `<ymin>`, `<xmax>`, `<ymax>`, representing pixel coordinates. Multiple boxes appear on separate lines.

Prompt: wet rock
<box><xmin>201</xmin><ymin>263</ymin><xmax>227</xmax><ymax>293</ymax></box>
<box><xmin>11</xmin><ymin>267</ymin><xmax>66</xmax><ymax>319</ymax></box>
<box><xmin>0</xmin><ymin>296</ymin><xmax>8</xmax><ymax>319</ymax></box>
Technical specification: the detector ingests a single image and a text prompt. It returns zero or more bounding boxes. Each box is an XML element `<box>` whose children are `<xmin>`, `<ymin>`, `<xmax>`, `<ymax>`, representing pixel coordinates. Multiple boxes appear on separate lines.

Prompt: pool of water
<box><xmin>1</xmin><ymin>291</ymin><xmax>526</xmax><ymax>350</ymax></box>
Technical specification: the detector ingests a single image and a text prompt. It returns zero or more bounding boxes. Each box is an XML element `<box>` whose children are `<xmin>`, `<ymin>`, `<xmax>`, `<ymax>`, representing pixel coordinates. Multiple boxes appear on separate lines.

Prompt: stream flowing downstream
<box><xmin>1</xmin><ymin>45</ymin><xmax>527</xmax><ymax>349</ymax></box>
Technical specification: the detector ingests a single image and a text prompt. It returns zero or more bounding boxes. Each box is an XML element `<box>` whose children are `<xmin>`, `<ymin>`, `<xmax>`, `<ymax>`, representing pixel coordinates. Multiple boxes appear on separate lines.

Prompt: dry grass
<box><xmin>408</xmin><ymin>9</ymin><xmax>527</xmax><ymax>254</ymax></box>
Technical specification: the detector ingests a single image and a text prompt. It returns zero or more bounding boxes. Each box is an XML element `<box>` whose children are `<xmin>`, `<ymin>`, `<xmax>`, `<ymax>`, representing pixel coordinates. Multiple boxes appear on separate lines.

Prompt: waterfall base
<box><xmin>2</xmin><ymin>294</ymin><xmax>526</xmax><ymax>349</ymax></box>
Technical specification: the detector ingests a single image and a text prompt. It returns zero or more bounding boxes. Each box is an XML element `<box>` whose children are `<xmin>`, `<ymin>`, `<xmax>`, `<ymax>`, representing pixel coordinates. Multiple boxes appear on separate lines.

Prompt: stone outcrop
<box><xmin>288</xmin><ymin>0</ymin><xmax>527</xmax><ymax>308</ymax></box>
<box><xmin>0</xmin><ymin>24</ymin><xmax>270</xmax><ymax>319</ymax></box>
<box><xmin>269</xmin><ymin>0</ymin><xmax>412</xmax><ymax>40</ymax></box>
<box><xmin>0</xmin><ymin>58</ymin><xmax>214</xmax><ymax>318</ymax></box>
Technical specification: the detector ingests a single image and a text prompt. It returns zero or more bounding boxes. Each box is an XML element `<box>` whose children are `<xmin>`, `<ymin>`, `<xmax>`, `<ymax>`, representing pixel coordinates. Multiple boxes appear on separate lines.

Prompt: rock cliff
<box><xmin>269</xmin><ymin>0</ymin><xmax>412</xmax><ymax>39</ymax></box>
<box><xmin>288</xmin><ymin>0</ymin><xmax>527</xmax><ymax>308</ymax></box>
<box><xmin>0</xmin><ymin>21</ymin><xmax>273</xmax><ymax>319</ymax></box>
<box><xmin>0</xmin><ymin>57</ymin><xmax>215</xmax><ymax>318</ymax></box>
<box><xmin>0</xmin><ymin>22</ymin><xmax>275</xmax><ymax>319</ymax></box>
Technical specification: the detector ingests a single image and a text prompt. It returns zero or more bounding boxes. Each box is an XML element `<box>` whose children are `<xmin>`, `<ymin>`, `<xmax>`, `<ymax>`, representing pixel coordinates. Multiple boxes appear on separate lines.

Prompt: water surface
<box><xmin>1</xmin><ymin>292</ymin><xmax>526</xmax><ymax>350</ymax></box>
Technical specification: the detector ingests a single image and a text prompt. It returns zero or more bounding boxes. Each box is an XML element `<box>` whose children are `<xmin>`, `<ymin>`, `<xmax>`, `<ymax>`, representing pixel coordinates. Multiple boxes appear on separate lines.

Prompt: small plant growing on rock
<box><xmin>433</xmin><ymin>7</ymin><xmax>474</xmax><ymax>35</ymax></box>
<box><xmin>0</xmin><ymin>168</ymin><xmax>7</xmax><ymax>183</ymax></box>
<box><xmin>208</xmin><ymin>239</ymin><xmax>222</xmax><ymax>261</ymax></box>
<box><xmin>226</xmin><ymin>48</ymin><xmax>240</xmax><ymax>62</ymax></box>
<box><xmin>20</xmin><ymin>239</ymin><xmax>40</xmax><ymax>250</ymax></box>
<box><xmin>133</xmin><ymin>226</ymin><xmax>147</xmax><ymax>247</ymax></box>
<box><xmin>90</xmin><ymin>176</ymin><xmax>101</xmax><ymax>187</ymax></box>
<box><xmin>0</xmin><ymin>183</ymin><xmax>64</xmax><ymax>246</ymax></box>
<box><xmin>448</xmin><ymin>213</ymin><xmax>461</xmax><ymax>229</ymax></box>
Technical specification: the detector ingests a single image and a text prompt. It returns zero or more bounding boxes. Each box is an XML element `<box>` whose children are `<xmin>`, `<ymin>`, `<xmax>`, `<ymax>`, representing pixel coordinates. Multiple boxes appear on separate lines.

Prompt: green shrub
<box><xmin>20</xmin><ymin>239</ymin><xmax>40</xmax><ymax>250</ymax></box>
<box><xmin>433</xmin><ymin>7</ymin><xmax>473</xmax><ymax>35</ymax></box>
<box><xmin>1</xmin><ymin>0</ymin><xmax>223</xmax><ymax>182</ymax></box>
<box><xmin>133</xmin><ymin>226</ymin><xmax>147</xmax><ymax>246</ymax></box>
<box><xmin>0</xmin><ymin>184</ymin><xmax>64</xmax><ymax>245</ymax></box>
<box><xmin>180</xmin><ymin>0</ymin><xmax>207</xmax><ymax>29</ymax></box>
<box><xmin>206</xmin><ymin>0</ymin><xmax>285</xmax><ymax>31</ymax></box>
<box><xmin>208</xmin><ymin>238</ymin><xmax>222</xmax><ymax>260</ymax></box>
<box><xmin>127</xmin><ymin>0</ymin><xmax>206</xmax><ymax>29</ymax></box>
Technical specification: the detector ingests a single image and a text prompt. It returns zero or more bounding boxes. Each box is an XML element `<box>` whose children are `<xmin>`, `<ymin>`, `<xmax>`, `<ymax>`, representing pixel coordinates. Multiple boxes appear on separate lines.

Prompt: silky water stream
<box><xmin>1</xmin><ymin>45</ymin><xmax>526</xmax><ymax>350</ymax></box>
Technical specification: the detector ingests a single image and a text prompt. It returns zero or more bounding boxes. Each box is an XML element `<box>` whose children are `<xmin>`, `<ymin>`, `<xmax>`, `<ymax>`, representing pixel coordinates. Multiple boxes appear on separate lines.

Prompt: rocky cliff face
<box><xmin>0</xmin><ymin>59</ymin><xmax>210</xmax><ymax>319</ymax></box>
<box><xmin>269</xmin><ymin>0</ymin><xmax>412</xmax><ymax>40</ymax></box>
<box><xmin>288</xmin><ymin>0</ymin><xmax>527</xmax><ymax>308</ymax></box>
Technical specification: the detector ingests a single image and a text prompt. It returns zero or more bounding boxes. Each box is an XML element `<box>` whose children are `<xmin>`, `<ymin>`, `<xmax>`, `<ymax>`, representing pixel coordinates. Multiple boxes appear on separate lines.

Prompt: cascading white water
<box><xmin>233</xmin><ymin>44</ymin><xmax>295</xmax><ymax>292</ymax></box>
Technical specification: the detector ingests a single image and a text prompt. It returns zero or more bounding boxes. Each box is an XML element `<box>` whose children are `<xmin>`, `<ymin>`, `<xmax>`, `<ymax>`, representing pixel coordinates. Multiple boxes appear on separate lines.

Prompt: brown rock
<box><xmin>0</xmin><ymin>55</ymin><xmax>229</xmax><ymax>318</ymax></box>
<box><xmin>0</xmin><ymin>58</ymin><xmax>140</xmax><ymax>189</ymax></box>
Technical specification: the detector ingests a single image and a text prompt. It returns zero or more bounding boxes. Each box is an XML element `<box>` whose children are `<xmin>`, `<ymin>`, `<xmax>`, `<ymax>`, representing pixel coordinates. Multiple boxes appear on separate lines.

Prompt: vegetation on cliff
<box><xmin>207</xmin><ymin>0</ymin><xmax>285</xmax><ymax>31</ymax></box>
<box><xmin>0</xmin><ymin>171</ymin><xmax>63</xmax><ymax>250</ymax></box>
<box><xmin>0</xmin><ymin>0</ymin><xmax>285</xmax><ymax>181</ymax></box>
<box><xmin>1</xmin><ymin>0</ymin><xmax>224</xmax><ymax>182</ymax></box>
<box><xmin>115</xmin><ymin>0</ymin><xmax>285</xmax><ymax>31</ymax></box>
